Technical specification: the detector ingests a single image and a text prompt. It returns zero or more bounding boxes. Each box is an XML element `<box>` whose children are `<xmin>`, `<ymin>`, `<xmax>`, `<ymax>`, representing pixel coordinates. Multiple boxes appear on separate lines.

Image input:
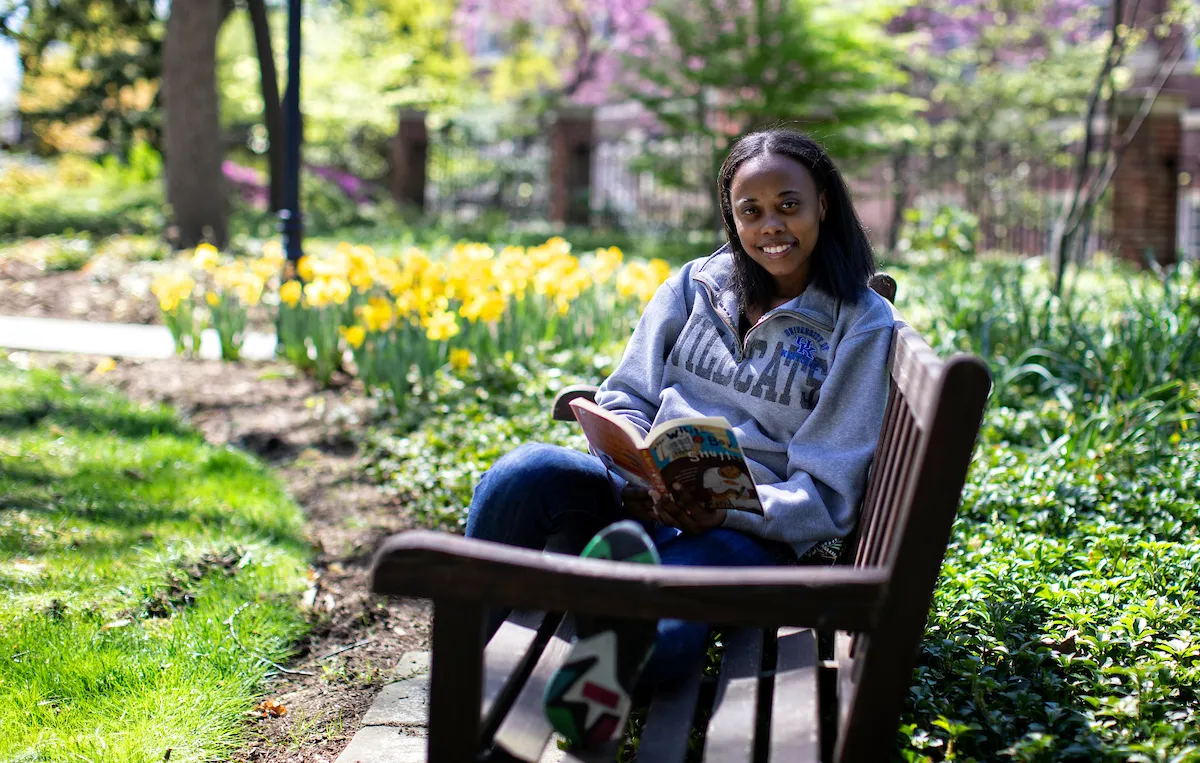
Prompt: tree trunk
<box><xmin>247</xmin><ymin>0</ymin><xmax>285</xmax><ymax>213</ymax></box>
<box><xmin>887</xmin><ymin>146</ymin><xmax>913</xmax><ymax>253</ymax></box>
<box><xmin>163</xmin><ymin>0</ymin><xmax>228</xmax><ymax>249</ymax></box>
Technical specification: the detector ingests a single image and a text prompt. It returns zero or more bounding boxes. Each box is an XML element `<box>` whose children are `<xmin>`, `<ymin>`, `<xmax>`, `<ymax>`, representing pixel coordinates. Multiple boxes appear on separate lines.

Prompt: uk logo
<box><xmin>793</xmin><ymin>338</ymin><xmax>816</xmax><ymax>363</ymax></box>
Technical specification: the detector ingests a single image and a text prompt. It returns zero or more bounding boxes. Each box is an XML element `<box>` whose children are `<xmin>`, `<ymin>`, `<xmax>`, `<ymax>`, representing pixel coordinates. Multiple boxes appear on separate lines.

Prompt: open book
<box><xmin>569</xmin><ymin>398</ymin><xmax>764</xmax><ymax>515</ymax></box>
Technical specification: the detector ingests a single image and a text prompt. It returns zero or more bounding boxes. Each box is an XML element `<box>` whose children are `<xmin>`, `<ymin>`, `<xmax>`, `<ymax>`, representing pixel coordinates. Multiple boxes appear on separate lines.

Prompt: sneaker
<box><xmin>542</xmin><ymin>520</ymin><xmax>660</xmax><ymax>748</ymax></box>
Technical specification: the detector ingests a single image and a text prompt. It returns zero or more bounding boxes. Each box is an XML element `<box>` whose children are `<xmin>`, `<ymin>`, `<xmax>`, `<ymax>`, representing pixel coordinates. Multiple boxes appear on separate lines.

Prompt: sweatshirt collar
<box><xmin>692</xmin><ymin>244</ymin><xmax>840</xmax><ymax>329</ymax></box>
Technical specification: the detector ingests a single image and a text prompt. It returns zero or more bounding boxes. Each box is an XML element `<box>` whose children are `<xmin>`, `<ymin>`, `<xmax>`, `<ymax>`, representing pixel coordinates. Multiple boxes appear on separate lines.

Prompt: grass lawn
<box><xmin>0</xmin><ymin>362</ymin><xmax>311</xmax><ymax>762</ymax></box>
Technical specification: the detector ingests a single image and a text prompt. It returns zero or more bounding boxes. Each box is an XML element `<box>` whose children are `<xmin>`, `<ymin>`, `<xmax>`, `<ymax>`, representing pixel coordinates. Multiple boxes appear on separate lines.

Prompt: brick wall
<box><xmin>389</xmin><ymin>110</ymin><xmax>428</xmax><ymax>210</ymax></box>
<box><xmin>549</xmin><ymin>108</ymin><xmax>594</xmax><ymax>226</ymax></box>
<box><xmin>1111</xmin><ymin>94</ymin><xmax>1184</xmax><ymax>267</ymax></box>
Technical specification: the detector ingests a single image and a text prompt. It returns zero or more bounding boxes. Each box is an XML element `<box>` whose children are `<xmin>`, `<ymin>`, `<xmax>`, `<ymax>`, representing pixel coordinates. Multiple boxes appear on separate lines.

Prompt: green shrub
<box><xmin>897</xmin><ymin>204</ymin><xmax>980</xmax><ymax>258</ymax></box>
<box><xmin>365</xmin><ymin>348</ymin><xmax>616</xmax><ymax>530</ymax></box>
<box><xmin>0</xmin><ymin>181</ymin><xmax>165</xmax><ymax>240</ymax></box>
<box><xmin>884</xmin><ymin>256</ymin><xmax>1200</xmax><ymax>759</ymax></box>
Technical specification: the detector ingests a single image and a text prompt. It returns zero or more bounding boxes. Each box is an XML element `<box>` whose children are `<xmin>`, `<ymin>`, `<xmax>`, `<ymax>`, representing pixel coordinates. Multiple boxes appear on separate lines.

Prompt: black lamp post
<box><xmin>281</xmin><ymin>0</ymin><xmax>303</xmax><ymax>263</ymax></box>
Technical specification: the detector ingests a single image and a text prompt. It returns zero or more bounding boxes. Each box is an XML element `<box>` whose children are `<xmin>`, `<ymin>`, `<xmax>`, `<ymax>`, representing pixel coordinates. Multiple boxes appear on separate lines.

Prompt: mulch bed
<box><xmin>0</xmin><ymin>256</ymin><xmax>162</xmax><ymax>325</ymax></box>
<box><xmin>24</xmin><ymin>352</ymin><xmax>434</xmax><ymax>763</ymax></box>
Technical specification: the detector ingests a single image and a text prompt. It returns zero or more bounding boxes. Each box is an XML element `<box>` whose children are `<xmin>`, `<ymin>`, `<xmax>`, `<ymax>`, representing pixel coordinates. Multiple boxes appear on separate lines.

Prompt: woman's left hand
<box><xmin>654</xmin><ymin>483</ymin><xmax>726</xmax><ymax>534</ymax></box>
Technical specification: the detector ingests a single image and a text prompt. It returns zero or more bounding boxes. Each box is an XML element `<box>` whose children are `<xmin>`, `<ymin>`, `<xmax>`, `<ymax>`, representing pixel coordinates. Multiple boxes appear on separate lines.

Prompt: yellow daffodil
<box><xmin>234</xmin><ymin>275</ymin><xmax>264</xmax><ymax>307</ymax></box>
<box><xmin>326</xmin><ymin>278</ymin><xmax>351</xmax><ymax>305</ymax></box>
<box><xmin>449</xmin><ymin>348</ymin><xmax>474</xmax><ymax>373</ymax></box>
<box><xmin>151</xmin><ymin>272</ymin><xmax>195</xmax><ymax>313</ymax></box>
<box><xmin>373</xmin><ymin>256</ymin><xmax>401</xmax><ymax>292</ymax></box>
<box><xmin>648</xmin><ymin>258</ymin><xmax>671</xmax><ymax>283</ymax></box>
<box><xmin>250</xmin><ymin>257</ymin><xmax>280</xmax><ymax>281</ymax></box>
<box><xmin>479</xmin><ymin>292</ymin><xmax>507</xmax><ymax>323</ymax></box>
<box><xmin>192</xmin><ymin>243</ymin><xmax>220</xmax><ymax>271</ymax></box>
<box><xmin>423</xmin><ymin>309</ymin><xmax>460</xmax><ymax>341</ymax></box>
<box><xmin>616</xmin><ymin>259</ymin><xmax>672</xmax><ymax>303</ymax></box>
<box><xmin>347</xmin><ymin>245</ymin><xmax>377</xmax><ymax>292</ymax></box>
<box><xmin>589</xmin><ymin>246</ymin><xmax>623</xmax><ymax>283</ymax></box>
<box><xmin>339</xmin><ymin>324</ymin><xmax>366</xmax><ymax>349</ymax></box>
<box><xmin>206</xmin><ymin>291</ymin><xmax>221</xmax><ymax>307</ymax></box>
<box><xmin>615</xmin><ymin>263</ymin><xmax>641</xmax><ymax>298</ymax></box>
<box><xmin>303</xmin><ymin>279</ymin><xmax>330</xmax><ymax>307</ymax></box>
<box><xmin>280</xmin><ymin>280</ymin><xmax>302</xmax><ymax>307</ymax></box>
<box><xmin>394</xmin><ymin>291</ymin><xmax>419</xmax><ymax>317</ymax></box>
<box><xmin>359</xmin><ymin>296</ymin><xmax>394</xmax><ymax>332</ymax></box>
<box><xmin>297</xmin><ymin>255</ymin><xmax>315</xmax><ymax>282</ymax></box>
<box><xmin>262</xmin><ymin>240</ymin><xmax>284</xmax><ymax>262</ymax></box>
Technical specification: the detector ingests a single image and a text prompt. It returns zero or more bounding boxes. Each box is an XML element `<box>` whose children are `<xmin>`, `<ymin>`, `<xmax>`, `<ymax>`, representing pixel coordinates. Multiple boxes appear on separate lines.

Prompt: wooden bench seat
<box><xmin>372</xmin><ymin>273</ymin><xmax>991</xmax><ymax>762</ymax></box>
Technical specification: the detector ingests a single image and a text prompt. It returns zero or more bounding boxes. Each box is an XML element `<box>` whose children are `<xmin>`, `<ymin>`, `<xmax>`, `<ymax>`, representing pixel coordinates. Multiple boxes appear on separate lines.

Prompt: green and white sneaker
<box><xmin>543</xmin><ymin>520</ymin><xmax>660</xmax><ymax>748</ymax></box>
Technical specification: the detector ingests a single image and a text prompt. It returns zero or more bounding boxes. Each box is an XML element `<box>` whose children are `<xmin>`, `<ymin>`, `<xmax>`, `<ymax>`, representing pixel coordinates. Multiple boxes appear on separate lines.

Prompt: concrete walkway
<box><xmin>335</xmin><ymin>652</ymin><xmax>432</xmax><ymax>763</ymax></box>
<box><xmin>0</xmin><ymin>314</ymin><xmax>277</xmax><ymax>361</ymax></box>
<box><xmin>334</xmin><ymin>651</ymin><xmax>569</xmax><ymax>763</ymax></box>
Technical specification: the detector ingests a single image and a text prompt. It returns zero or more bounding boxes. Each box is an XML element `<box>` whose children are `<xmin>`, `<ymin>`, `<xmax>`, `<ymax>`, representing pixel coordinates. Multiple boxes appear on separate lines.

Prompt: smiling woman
<box><xmin>717</xmin><ymin>129</ymin><xmax>877</xmax><ymax>330</ymax></box>
<box><xmin>728</xmin><ymin>152</ymin><xmax>826</xmax><ymax>302</ymax></box>
<box><xmin>0</xmin><ymin>363</ymin><xmax>311</xmax><ymax>762</ymax></box>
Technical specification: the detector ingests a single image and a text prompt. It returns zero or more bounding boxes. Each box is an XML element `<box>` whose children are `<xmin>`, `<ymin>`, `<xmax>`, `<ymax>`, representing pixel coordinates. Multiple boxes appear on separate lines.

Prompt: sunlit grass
<box><xmin>0</xmin><ymin>364</ymin><xmax>311</xmax><ymax>762</ymax></box>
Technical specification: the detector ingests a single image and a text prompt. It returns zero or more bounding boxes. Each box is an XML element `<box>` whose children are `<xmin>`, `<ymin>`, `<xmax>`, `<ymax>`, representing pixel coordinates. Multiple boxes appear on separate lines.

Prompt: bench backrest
<box><xmin>832</xmin><ymin>316</ymin><xmax>990</xmax><ymax>762</ymax></box>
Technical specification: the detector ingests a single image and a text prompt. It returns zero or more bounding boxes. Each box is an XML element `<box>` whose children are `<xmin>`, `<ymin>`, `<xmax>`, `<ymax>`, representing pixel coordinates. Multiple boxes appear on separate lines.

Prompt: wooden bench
<box><xmin>371</xmin><ymin>273</ymin><xmax>991</xmax><ymax>762</ymax></box>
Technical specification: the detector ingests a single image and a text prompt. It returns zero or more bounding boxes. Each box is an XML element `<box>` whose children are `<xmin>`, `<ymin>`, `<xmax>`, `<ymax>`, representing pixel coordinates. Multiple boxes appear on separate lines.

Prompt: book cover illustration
<box><xmin>647</xmin><ymin>425</ymin><xmax>764</xmax><ymax>515</ymax></box>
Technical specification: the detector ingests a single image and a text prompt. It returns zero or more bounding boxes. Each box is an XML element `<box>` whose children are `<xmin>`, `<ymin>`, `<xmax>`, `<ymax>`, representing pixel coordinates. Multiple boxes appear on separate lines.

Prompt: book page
<box><xmin>647</xmin><ymin>424</ymin><xmax>764</xmax><ymax>515</ymax></box>
<box><xmin>568</xmin><ymin>398</ymin><xmax>658</xmax><ymax>489</ymax></box>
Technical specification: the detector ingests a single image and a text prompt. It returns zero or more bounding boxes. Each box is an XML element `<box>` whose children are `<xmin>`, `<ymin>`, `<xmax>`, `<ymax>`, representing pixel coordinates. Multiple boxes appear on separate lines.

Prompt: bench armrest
<box><xmin>551</xmin><ymin>384</ymin><xmax>600</xmax><ymax>421</ymax></box>
<box><xmin>372</xmin><ymin>531</ymin><xmax>887</xmax><ymax>631</ymax></box>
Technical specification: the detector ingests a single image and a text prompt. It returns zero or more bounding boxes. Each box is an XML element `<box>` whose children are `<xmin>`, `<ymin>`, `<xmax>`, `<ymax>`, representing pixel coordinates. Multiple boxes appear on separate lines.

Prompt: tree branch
<box><xmin>1086</xmin><ymin>25</ymin><xmax>1198</xmax><ymax>207</ymax></box>
<box><xmin>1059</xmin><ymin>0</ymin><xmax>1129</xmax><ymax>239</ymax></box>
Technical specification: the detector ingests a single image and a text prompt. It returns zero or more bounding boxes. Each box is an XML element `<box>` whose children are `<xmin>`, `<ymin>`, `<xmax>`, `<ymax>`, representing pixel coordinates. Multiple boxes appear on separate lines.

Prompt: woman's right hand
<box><xmin>620</xmin><ymin>484</ymin><xmax>657</xmax><ymax>524</ymax></box>
<box><xmin>654</xmin><ymin>482</ymin><xmax>726</xmax><ymax>534</ymax></box>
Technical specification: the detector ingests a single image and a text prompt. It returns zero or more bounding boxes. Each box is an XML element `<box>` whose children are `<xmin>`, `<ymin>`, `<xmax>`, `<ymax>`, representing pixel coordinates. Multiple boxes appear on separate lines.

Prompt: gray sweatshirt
<box><xmin>595</xmin><ymin>247</ymin><xmax>894</xmax><ymax>557</ymax></box>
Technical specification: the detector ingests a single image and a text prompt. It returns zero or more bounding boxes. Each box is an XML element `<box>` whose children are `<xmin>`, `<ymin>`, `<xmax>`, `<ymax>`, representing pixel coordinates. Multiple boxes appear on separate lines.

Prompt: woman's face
<box><xmin>729</xmin><ymin>152</ymin><xmax>826</xmax><ymax>300</ymax></box>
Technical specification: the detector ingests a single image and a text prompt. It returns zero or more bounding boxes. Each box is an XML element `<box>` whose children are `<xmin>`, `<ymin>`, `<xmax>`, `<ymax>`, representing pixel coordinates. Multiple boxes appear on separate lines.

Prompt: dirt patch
<box><xmin>0</xmin><ymin>256</ymin><xmax>162</xmax><ymax>324</ymax></box>
<box><xmin>25</xmin><ymin>352</ymin><xmax>433</xmax><ymax>763</ymax></box>
<box><xmin>0</xmin><ymin>254</ymin><xmax>274</xmax><ymax>329</ymax></box>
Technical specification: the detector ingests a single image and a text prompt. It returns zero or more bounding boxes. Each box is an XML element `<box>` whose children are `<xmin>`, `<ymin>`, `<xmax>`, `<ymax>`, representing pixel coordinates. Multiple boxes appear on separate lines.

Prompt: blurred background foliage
<box><xmin>0</xmin><ymin>0</ymin><xmax>1141</xmax><ymax>250</ymax></box>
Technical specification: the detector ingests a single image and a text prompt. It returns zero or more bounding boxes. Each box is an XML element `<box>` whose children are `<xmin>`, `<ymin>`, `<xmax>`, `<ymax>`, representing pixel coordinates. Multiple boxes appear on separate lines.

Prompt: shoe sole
<box><xmin>543</xmin><ymin>520</ymin><xmax>659</xmax><ymax>748</ymax></box>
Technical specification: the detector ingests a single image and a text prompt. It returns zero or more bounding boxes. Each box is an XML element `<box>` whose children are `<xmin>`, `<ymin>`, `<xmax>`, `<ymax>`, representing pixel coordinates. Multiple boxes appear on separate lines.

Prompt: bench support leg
<box><xmin>428</xmin><ymin>599</ymin><xmax>485</xmax><ymax>762</ymax></box>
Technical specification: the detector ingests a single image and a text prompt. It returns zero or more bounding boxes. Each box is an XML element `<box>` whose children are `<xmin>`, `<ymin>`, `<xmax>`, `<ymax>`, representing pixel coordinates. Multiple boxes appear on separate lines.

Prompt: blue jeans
<box><xmin>465</xmin><ymin>442</ymin><xmax>795</xmax><ymax>685</ymax></box>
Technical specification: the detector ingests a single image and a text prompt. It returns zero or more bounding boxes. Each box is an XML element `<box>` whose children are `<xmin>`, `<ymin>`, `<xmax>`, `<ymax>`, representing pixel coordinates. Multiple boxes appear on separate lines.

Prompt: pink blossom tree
<box><xmin>454</xmin><ymin>0</ymin><xmax>663</xmax><ymax>108</ymax></box>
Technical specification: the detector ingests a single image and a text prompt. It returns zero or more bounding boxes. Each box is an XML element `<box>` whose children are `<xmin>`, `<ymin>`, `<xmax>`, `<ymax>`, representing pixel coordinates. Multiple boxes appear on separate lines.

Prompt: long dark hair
<box><xmin>717</xmin><ymin>128</ymin><xmax>876</xmax><ymax>314</ymax></box>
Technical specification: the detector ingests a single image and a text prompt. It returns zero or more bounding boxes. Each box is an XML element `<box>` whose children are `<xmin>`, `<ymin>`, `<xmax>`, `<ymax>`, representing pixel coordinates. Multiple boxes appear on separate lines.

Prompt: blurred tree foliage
<box><xmin>453</xmin><ymin>0</ymin><xmax>656</xmax><ymax>115</ymax></box>
<box><xmin>624</xmin><ymin>0</ymin><xmax>919</xmax><ymax>217</ymax></box>
<box><xmin>218</xmin><ymin>0</ymin><xmax>476</xmax><ymax>181</ymax></box>
<box><xmin>3</xmin><ymin>0</ymin><xmax>163</xmax><ymax>157</ymax></box>
<box><xmin>884</xmin><ymin>0</ymin><xmax>1109</xmax><ymax>248</ymax></box>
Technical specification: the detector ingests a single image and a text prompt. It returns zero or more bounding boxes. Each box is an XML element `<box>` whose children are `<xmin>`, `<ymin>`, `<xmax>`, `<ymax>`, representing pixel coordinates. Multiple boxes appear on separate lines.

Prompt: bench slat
<box><xmin>835</xmin><ymin>631</ymin><xmax>856</xmax><ymax>724</ymax></box>
<box><xmin>634</xmin><ymin>649</ymin><xmax>708</xmax><ymax>763</ymax></box>
<box><xmin>494</xmin><ymin>617</ymin><xmax>576</xmax><ymax>761</ymax></box>
<box><xmin>703</xmin><ymin>628</ymin><xmax>763</xmax><ymax>763</ymax></box>
<box><xmin>864</xmin><ymin>405</ymin><xmax>918</xmax><ymax>568</ymax></box>
<box><xmin>770</xmin><ymin>627</ymin><xmax>819</xmax><ymax>763</ymax></box>
<box><xmin>483</xmin><ymin>612</ymin><xmax>556</xmax><ymax>733</ymax></box>
<box><xmin>874</xmin><ymin>407</ymin><xmax>920</xmax><ymax>567</ymax></box>
<box><xmin>855</xmin><ymin>380</ymin><xmax>904</xmax><ymax>567</ymax></box>
<box><xmin>890</xmin><ymin>324</ymin><xmax>942</xmax><ymax>426</ymax></box>
<box><xmin>853</xmin><ymin>378</ymin><xmax>902</xmax><ymax>563</ymax></box>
